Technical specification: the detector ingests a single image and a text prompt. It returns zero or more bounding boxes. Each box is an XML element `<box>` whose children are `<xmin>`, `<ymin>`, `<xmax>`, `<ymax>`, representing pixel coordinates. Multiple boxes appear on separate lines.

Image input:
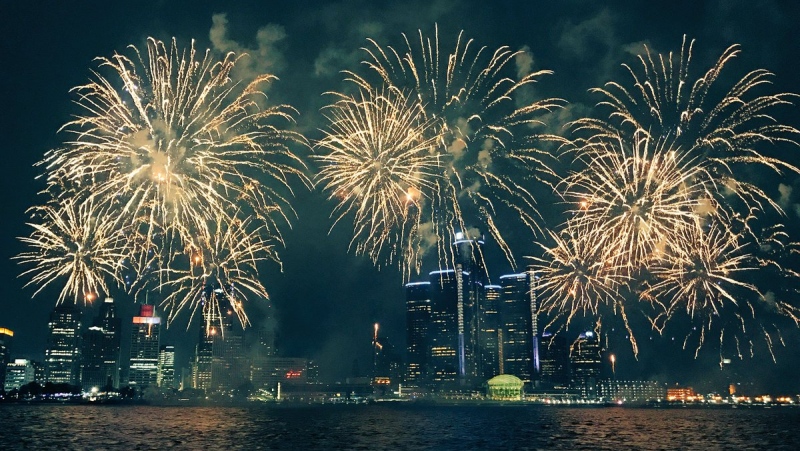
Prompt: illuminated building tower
<box><xmin>499</xmin><ymin>271</ymin><xmax>538</xmax><ymax>385</ymax></box>
<box><xmin>478</xmin><ymin>285</ymin><xmax>501</xmax><ymax>381</ymax></box>
<box><xmin>428</xmin><ymin>269</ymin><xmax>463</xmax><ymax>386</ymax></box>
<box><xmin>452</xmin><ymin>232</ymin><xmax>488</xmax><ymax>382</ymax></box>
<box><xmin>571</xmin><ymin>331</ymin><xmax>602</xmax><ymax>399</ymax></box>
<box><xmin>4</xmin><ymin>359</ymin><xmax>35</xmax><ymax>392</ymax></box>
<box><xmin>405</xmin><ymin>281</ymin><xmax>431</xmax><ymax>385</ymax></box>
<box><xmin>45</xmin><ymin>302</ymin><xmax>82</xmax><ymax>385</ymax></box>
<box><xmin>81</xmin><ymin>297</ymin><xmax>121</xmax><ymax>390</ymax></box>
<box><xmin>193</xmin><ymin>285</ymin><xmax>247</xmax><ymax>394</ymax></box>
<box><xmin>539</xmin><ymin>332</ymin><xmax>570</xmax><ymax>388</ymax></box>
<box><xmin>372</xmin><ymin>323</ymin><xmax>401</xmax><ymax>389</ymax></box>
<box><xmin>128</xmin><ymin>304</ymin><xmax>161</xmax><ymax>388</ymax></box>
<box><xmin>0</xmin><ymin>327</ymin><xmax>13</xmax><ymax>390</ymax></box>
<box><xmin>157</xmin><ymin>345</ymin><xmax>175</xmax><ymax>389</ymax></box>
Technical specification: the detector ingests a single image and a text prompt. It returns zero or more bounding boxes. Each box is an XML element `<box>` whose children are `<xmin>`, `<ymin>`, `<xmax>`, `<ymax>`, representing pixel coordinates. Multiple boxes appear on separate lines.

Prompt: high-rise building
<box><xmin>81</xmin><ymin>297</ymin><xmax>121</xmax><ymax>390</ymax></box>
<box><xmin>539</xmin><ymin>332</ymin><xmax>570</xmax><ymax>388</ymax></box>
<box><xmin>499</xmin><ymin>271</ymin><xmax>537</xmax><ymax>385</ymax></box>
<box><xmin>192</xmin><ymin>285</ymin><xmax>248</xmax><ymax>394</ymax></box>
<box><xmin>0</xmin><ymin>327</ymin><xmax>13</xmax><ymax>390</ymax></box>
<box><xmin>4</xmin><ymin>359</ymin><xmax>35</xmax><ymax>392</ymax></box>
<box><xmin>45</xmin><ymin>302</ymin><xmax>82</xmax><ymax>385</ymax></box>
<box><xmin>428</xmin><ymin>269</ymin><xmax>463</xmax><ymax>386</ymax></box>
<box><xmin>128</xmin><ymin>304</ymin><xmax>161</xmax><ymax>388</ymax></box>
<box><xmin>452</xmin><ymin>233</ymin><xmax>488</xmax><ymax>383</ymax></box>
<box><xmin>405</xmin><ymin>281</ymin><xmax>431</xmax><ymax>385</ymax></box>
<box><xmin>372</xmin><ymin>323</ymin><xmax>401</xmax><ymax>388</ymax></box>
<box><xmin>157</xmin><ymin>345</ymin><xmax>175</xmax><ymax>389</ymax></box>
<box><xmin>478</xmin><ymin>285</ymin><xmax>501</xmax><ymax>381</ymax></box>
<box><xmin>251</xmin><ymin>357</ymin><xmax>309</xmax><ymax>390</ymax></box>
<box><xmin>571</xmin><ymin>331</ymin><xmax>602</xmax><ymax>399</ymax></box>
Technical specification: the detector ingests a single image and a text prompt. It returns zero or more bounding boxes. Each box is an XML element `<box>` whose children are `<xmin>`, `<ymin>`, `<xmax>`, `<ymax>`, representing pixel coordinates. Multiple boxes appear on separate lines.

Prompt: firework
<box><xmin>316</xmin><ymin>88</ymin><xmax>442</xmax><ymax>277</ymax></box>
<box><xmin>562</xmin><ymin>132</ymin><xmax>717</xmax><ymax>272</ymax></box>
<box><xmin>157</xmin><ymin>213</ymin><xmax>274</xmax><ymax>332</ymax></box>
<box><xmin>572</xmin><ymin>35</ymin><xmax>799</xmax><ymax>213</ymax></box>
<box><xmin>319</xmin><ymin>26</ymin><xmax>564</xmax><ymax>276</ymax></box>
<box><xmin>24</xmin><ymin>37</ymin><xmax>307</xmax><ymax>327</ymax></box>
<box><xmin>16</xmin><ymin>198</ymin><xmax>126</xmax><ymax>305</ymax></box>
<box><xmin>641</xmin><ymin>223</ymin><xmax>765</xmax><ymax>358</ymax></box>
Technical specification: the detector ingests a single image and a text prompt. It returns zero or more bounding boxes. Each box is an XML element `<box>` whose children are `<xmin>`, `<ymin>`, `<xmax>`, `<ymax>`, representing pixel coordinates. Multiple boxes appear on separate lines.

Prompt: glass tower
<box><xmin>128</xmin><ymin>304</ymin><xmax>161</xmax><ymax>388</ymax></box>
<box><xmin>405</xmin><ymin>281</ymin><xmax>431</xmax><ymax>385</ymax></box>
<box><xmin>45</xmin><ymin>302</ymin><xmax>82</xmax><ymax>386</ymax></box>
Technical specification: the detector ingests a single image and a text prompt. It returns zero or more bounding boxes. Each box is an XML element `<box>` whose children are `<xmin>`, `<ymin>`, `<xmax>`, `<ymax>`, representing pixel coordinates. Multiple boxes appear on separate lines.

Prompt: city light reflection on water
<box><xmin>1</xmin><ymin>404</ymin><xmax>799</xmax><ymax>450</ymax></box>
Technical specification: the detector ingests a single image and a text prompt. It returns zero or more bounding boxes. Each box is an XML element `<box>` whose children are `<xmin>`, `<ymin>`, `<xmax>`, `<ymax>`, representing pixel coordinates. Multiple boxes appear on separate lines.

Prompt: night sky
<box><xmin>2</xmin><ymin>0</ymin><xmax>800</xmax><ymax>391</ymax></box>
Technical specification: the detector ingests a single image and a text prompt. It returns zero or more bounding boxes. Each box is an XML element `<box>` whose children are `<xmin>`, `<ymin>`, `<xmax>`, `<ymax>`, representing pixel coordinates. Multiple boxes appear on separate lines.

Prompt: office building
<box><xmin>0</xmin><ymin>327</ymin><xmax>12</xmax><ymax>390</ymax></box>
<box><xmin>372</xmin><ymin>323</ymin><xmax>401</xmax><ymax>387</ymax></box>
<box><xmin>128</xmin><ymin>304</ymin><xmax>161</xmax><ymax>388</ymax></box>
<box><xmin>571</xmin><ymin>331</ymin><xmax>602</xmax><ymax>399</ymax></box>
<box><xmin>157</xmin><ymin>345</ymin><xmax>175</xmax><ymax>389</ymax></box>
<box><xmin>478</xmin><ymin>285</ymin><xmax>501</xmax><ymax>381</ymax></box>
<box><xmin>405</xmin><ymin>281</ymin><xmax>431</xmax><ymax>385</ymax></box>
<box><xmin>452</xmin><ymin>233</ymin><xmax>488</xmax><ymax>382</ymax></box>
<box><xmin>4</xmin><ymin>359</ymin><xmax>35</xmax><ymax>392</ymax></box>
<box><xmin>192</xmin><ymin>285</ymin><xmax>247</xmax><ymax>393</ymax></box>
<box><xmin>45</xmin><ymin>302</ymin><xmax>82</xmax><ymax>385</ymax></box>
<box><xmin>428</xmin><ymin>269</ymin><xmax>463</xmax><ymax>386</ymax></box>
<box><xmin>539</xmin><ymin>332</ymin><xmax>570</xmax><ymax>388</ymax></box>
<box><xmin>81</xmin><ymin>297</ymin><xmax>121</xmax><ymax>390</ymax></box>
<box><xmin>499</xmin><ymin>271</ymin><xmax>538</xmax><ymax>385</ymax></box>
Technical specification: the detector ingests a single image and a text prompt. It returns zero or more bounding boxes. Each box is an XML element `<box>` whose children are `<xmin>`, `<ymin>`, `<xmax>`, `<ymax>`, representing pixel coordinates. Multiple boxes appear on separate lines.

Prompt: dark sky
<box><xmin>2</xmin><ymin>0</ymin><xmax>800</xmax><ymax>390</ymax></box>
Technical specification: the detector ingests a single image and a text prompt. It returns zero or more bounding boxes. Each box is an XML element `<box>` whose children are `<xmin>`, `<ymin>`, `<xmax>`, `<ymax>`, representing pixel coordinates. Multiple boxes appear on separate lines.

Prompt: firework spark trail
<box><xmin>15</xmin><ymin>198</ymin><xmax>127</xmax><ymax>305</ymax></box>
<box><xmin>562</xmin><ymin>132</ymin><xmax>718</xmax><ymax>272</ymax></box>
<box><xmin>319</xmin><ymin>26</ymin><xmax>565</xmax><ymax>277</ymax></box>
<box><xmin>571</xmin><ymin>35</ymin><xmax>799</xmax><ymax>215</ymax></box>
<box><xmin>21</xmin><ymin>37</ymin><xmax>308</xmax><ymax>327</ymax></box>
<box><xmin>316</xmin><ymin>88</ymin><xmax>443</xmax><ymax>278</ymax></box>
<box><xmin>157</xmin><ymin>213</ymin><xmax>274</xmax><ymax>332</ymax></box>
<box><xmin>641</xmin><ymin>223</ymin><xmax>764</xmax><ymax>358</ymax></box>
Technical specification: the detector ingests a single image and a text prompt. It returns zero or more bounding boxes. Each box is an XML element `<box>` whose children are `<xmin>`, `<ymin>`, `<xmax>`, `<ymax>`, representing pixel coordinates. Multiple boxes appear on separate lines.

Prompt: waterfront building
<box><xmin>452</xmin><ymin>234</ymin><xmax>488</xmax><ymax>383</ymax></box>
<box><xmin>128</xmin><ymin>304</ymin><xmax>161</xmax><ymax>388</ymax></box>
<box><xmin>598</xmin><ymin>380</ymin><xmax>666</xmax><ymax>402</ymax></box>
<box><xmin>479</xmin><ymin>285</ymin><xmax>501</xmax><ymax>381</ymax></box>
<box><xmin>45</xmin><ymin>302</ymin><xmax>82</xmax><ymax>385</ymax></box>
<box><xmin>571</xmin><ymin>331</ymin><xmax>602</xmax><ymax>399</ymax></box>
<box><xmin>81</xmin><ymin>297</ymin><xmax>121</xmax><ymax>390</ymax></box>
<box><xmin>539</xmin><ymin>332</ymin><xmax>570</xmax><ymax>388</ymax></box>
<box><xmin>251</xmin><ymin>357</ymin><xmax>309</xmax><ymax>390</ymax></box>
<box><xmin>486</xmin><ymin>374</ymin><xmax>524</xmax><ymax>401</ymax></box>
<box><xmin>372</xmin><ymin>323</ymin><xmax>402</xmax><ymax>388</ymax></box>
<box><xmin>499</xmin><ymin>271</ymin><xmax>538</xmax><ymax>385</ymax></box>
<box><xmin>192</xmin><ymin>285</ymin><xmax>248</xmax><ymax>394</ymax></box>
<box><xmin>666</xmin><ymin>386</ymin><xmax>698</xmax><ymax>402</ymax></box>
<box><xmin>157</xmin><ymin>345</ymin><xmax>176</xmax><ymax>389</ymax></box>
<box><xmin>405</xmin><ymin>281</ymin><xmax>431</xmax><ymax>385</ymax></box>
<box><xmin>4</xmin><ymin>359</ymin><xmax>35</xmax><ymax>391</ymax></box>
<box><xmin>428</xmin><ymin>269</ymin><xmax>463</xmax><ymax>386</ymax></box>
<box><xmin>0</xmin><ymin>327</ymin><xmax>12</xmax><ymax>389</ymax></box>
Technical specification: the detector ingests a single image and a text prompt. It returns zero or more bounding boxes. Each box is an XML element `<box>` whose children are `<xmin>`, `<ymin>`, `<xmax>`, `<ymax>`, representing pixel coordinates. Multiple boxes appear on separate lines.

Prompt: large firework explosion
<box><xmin>18</xmin><ymin>37</ymin><xmax>308</xmax><ymax>328</ymax></box>
<box><xmin>317</xmin><ymin>25</ymin><xmax>565</xmax><ymax>279</ymax></box>
<box><xmin>535</xmin><ymin>36</ymin><xmax>800</xmax><ymax>357</ymax></box>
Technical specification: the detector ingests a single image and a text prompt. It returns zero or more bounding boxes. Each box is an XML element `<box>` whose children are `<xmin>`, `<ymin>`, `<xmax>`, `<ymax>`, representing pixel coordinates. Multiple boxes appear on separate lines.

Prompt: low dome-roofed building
<box><xmin>487</xmin><ymin>374</ymin><xmax>524</xmax><ymax>401</ymax></box>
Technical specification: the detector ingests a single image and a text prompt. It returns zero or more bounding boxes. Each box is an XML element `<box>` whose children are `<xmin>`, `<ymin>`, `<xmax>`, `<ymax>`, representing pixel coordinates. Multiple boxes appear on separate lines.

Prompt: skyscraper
<box><xmin>571</xmin><ymin>331</ymin><xmax>602</xmax><ymax>399</ymax></box>
<box><xmin>45</xmin><ymin>302</ymin><xmax>82</xmax><ymax>385</ymax></box>
<box><xmin>192</xmin><ymin>285</ymin><xmax>247</xmax><ymax>394</ymax></box>
<box><xmin>452</xmin><ymin>233</ymin><xmax>488</xmax><ymax>382</ymax></box>
<box><xmin>539</xmin><ymin>332</ymin><xmax>570</xmax><ymax>388</ymax></box>
<box><xmin>157</xmin><ymin>345</ymin><xmax>175</xmax><ymax>389</ymax></box>
<box><xmin>428</xmin><ymin>269</ymin><xmax>462</xmax><ymax>386</ymax></box>
<box><xmin>128</xmin><ymin>304</ymin><xmax>161</xmax><ymax>388</ymax></box>
<box><xmin>479</xmin><ymin>285</ymin><xmax>501</xmax><ymax>381</ymax></box>
<box><xmin>499</xmin><ymin>271</ymin><xmax>538</xmax><ymax>385</ymax></box>
<box><xmin>372</xmin><ymin>323</ymin><xmax>401</xmax><ymax>387</ymax></box>
<box><xmin>81</xmin><ymin>297</ymin><xmax>121</xmax><ymax>390</ymax></box>
<box><xmin>405</xmin><ymin>281</ymin><xmax>431</xmax><ymax>385</ymax></box>
<box><xmin>0</xmin><ymin>327</ymin><xmax>12</xmax><ymax>390</ymax></box>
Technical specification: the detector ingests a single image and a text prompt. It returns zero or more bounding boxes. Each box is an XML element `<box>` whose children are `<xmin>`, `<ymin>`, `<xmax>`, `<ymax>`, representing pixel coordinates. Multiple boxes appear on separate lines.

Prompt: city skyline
<box><xmin>2</xmin><ymin>1</ymin><xmax>800</xmax><ymax>393</ymax></box>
